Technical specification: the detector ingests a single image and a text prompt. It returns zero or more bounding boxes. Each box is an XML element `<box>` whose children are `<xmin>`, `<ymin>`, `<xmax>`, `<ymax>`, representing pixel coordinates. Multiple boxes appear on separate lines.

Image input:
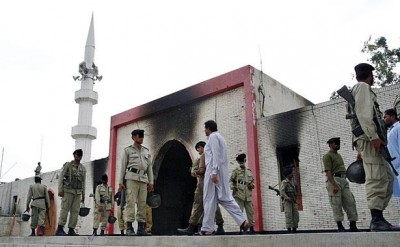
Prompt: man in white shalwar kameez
<box><xmin>201</xmin><ymin>120</ymin><xmax>249</xmax><ymax>235</ymax></box>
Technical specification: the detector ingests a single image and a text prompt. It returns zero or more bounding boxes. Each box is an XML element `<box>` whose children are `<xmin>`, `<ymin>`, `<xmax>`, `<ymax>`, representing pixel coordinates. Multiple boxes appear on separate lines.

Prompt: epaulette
<box><xmin>142</xmin><ymin>145</ymin><xmax>149</xmax><ymax>151</ymax></box>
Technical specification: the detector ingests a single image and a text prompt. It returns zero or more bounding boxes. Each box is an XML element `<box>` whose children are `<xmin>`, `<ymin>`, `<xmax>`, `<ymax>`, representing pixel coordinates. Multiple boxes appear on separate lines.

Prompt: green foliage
<box><xmin>361</xmin><ymin>36</ymin><xmax>400</xmax><ymax>87</ymax></box>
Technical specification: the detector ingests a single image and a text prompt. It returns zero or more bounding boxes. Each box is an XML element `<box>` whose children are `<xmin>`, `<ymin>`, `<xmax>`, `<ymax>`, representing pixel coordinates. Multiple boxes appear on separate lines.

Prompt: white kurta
<box><xmin>201</xmin><ymin>131</ymin><xmax>245</xmax><ymax>232</ymax></box>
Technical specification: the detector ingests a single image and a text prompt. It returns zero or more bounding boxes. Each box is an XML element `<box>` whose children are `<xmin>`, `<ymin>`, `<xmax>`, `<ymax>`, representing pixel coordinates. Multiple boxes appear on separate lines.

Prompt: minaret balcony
<box><xmin>71</xmin><ymin>125</ymin><xmax>97</xmax><ymax>140</ymax></box>
<box><xmin>75</xmin><ymin>89</ymin><xmax>98</xmax><ymax>104</ymax></box>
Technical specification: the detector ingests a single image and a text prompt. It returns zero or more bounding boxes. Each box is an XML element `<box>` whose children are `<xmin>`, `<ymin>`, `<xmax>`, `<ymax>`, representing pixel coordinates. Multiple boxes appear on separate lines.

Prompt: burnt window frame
<box><xmin>276</xmin><ymin>144</ymin><xmax>303</xmax><ymax>211</ymax></box>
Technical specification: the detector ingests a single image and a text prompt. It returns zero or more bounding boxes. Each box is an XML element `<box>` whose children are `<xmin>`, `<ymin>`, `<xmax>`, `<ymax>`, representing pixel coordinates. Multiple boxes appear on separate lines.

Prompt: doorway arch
<box><xmin>152</xmin><ymin>140</ymin><xmax>196</xmax><ymax>235</ymax></box>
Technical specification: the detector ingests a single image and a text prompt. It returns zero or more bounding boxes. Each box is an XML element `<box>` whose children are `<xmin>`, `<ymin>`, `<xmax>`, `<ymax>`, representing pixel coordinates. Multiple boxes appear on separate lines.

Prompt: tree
<box><xmin>361</xmin><ymin>36</ymin><xmax>400</xmax><ymax>87</ymax></box>
<box><xmin>330</xmin><ymin>36</ymin><xmax>400</xmax><ymax>100</ymax></box>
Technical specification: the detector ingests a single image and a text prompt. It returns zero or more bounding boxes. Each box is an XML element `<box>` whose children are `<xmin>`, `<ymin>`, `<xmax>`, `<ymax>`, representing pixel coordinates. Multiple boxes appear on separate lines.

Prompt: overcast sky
<box><xmin>0</xmin><ymin>0</ymin><xmax>399</xmax><ymax>182</ymax></box>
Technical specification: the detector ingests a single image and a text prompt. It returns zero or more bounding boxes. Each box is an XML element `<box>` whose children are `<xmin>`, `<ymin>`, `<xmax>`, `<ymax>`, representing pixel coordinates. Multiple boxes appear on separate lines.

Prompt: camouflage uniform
<box><xmin>280</xmin><ymin>177</ymin><xmax>299</xmax><ymax>229</ymax></box>
<box><xmin>230</xmin><ymin>166</ymin><xmax>255</xmax><ymax>227</ymax></box>
<box><xmin>93</xmin><ymin>184</ymin><xmax>114</xmax><ymax>231</ymax></box>
<box><xmin>58</xmin><ymin>161</ymin><xmax>86</xmax><ymax>229</ymax></box>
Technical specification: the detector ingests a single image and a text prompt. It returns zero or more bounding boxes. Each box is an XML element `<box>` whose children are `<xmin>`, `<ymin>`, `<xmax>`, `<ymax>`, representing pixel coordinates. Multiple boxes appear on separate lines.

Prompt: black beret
<box><xmin>73</xmin><ymin>149</ymin><xmax>83</xmax><ymax>156</ymax></box>
<box><xmin>236</xmin><ymin>153</ymin><xmax>246</xmax><ymax>162</ymax></box>
<box><xmin>354</xmin><ymin>63</ymin><xmax>374</xmax><ymax>73</ymax></box>
<box><xmin>34</xmin><ymin>176</ymin><xmax>42</xmax><ymax>182</ymax></box>
<box><xmin>101</xmin><ymin>174</ymin><xmax>108</xmax><ymax>181</ymax></box>
<box><xmin>327</xmin><ymin>137</ymin><xmax>340</xmax><ymax>144</ymax></box>
<box><xmin>131</xmin><ymin>129</ymin><xmax>144</xmax><ymax>136</ymax></box>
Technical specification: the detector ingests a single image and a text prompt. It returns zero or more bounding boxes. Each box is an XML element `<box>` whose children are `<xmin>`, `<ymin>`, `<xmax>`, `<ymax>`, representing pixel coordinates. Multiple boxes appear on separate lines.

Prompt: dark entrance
<box><xmin>152</xmin><ymin>140</ymin><xmax>197</xmax><ymax>235</ymax></box>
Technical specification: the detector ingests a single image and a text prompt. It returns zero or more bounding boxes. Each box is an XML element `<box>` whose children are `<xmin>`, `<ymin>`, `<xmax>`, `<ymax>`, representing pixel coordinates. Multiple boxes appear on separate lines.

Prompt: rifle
<box><xmin>268</xmin><ymin>185</ymin><xmax>280</xmax><ymax>196</ymax></box>
<box><xmin>337</xmin><ymin>85</ymin><xmax>398</xmax><ymax>176</ymax></box>
<box><xmin>120</xmin><ymin>179</ymin><xmax>126</xmax><ymax>211</ymax></box>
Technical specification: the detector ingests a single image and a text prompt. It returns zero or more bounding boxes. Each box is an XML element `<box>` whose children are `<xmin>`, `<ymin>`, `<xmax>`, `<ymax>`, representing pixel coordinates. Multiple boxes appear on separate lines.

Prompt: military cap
<box><xmin>236</xmin><ymin>153</ymin><xmax>246</xmax><ymax>162</ymax></box>
<box><xmin>101</xmin><ymin>174</ymin><xmax>108</xmax><ymax>181</ymax></box>
<box><xmin>327</xmin><ymin>137</ymin><xmax>340</xmax><ymax>144</ymax></box>
<box><xmin>354</xmin><ymin>63</ymin><xmax>374</xmax><ymax>74</ymax></box>
<box><xmin>131</xmin><ymin>129</ymin><xmax>144</xmax><ymax>136</ymax></box>
<box><xmin>73</xmin><ymin>149</ymin><xmax>83</xmax><ymax>156</ymax></box>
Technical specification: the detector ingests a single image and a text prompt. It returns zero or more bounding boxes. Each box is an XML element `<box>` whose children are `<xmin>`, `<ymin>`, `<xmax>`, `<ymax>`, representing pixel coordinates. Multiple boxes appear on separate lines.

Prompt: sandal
<box><xmin>199</xmin><ymin>231</ymin><xmax>215</xmax><ymax>236</ymax></box>
<box><xmin>239</xmin><ymin>220</ymin><xmax>249</xmax><ymax>234</ymax></box>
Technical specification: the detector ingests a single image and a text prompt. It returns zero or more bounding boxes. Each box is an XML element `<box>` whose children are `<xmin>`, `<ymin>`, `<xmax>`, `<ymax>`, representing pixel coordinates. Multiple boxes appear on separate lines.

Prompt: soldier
<box><xmin>280</xmin><ymin>168</ymin><xmax>299</xmax><ymax>233</ymax></box>
<box><xmin>230</xmin><ymin>153</ymin><xmax>256</xmax><ymax>234</ymax></box>
<box><xmin>119</xmin><ymin>129</ymin><xmax>154</xmax><ymax>236</ymax></box>
<box><xmin>56</xmin><ymin>149</ymin><xmax>86</xmax><ymax>236</ymax></box>
<box><xmin>323</xmin><ymin>137</ymin><xmax>358</xmax><ymax>232</ymax></box>
<box><xmin>114</xmin><ymin>191</ymin><xmax>127</xmax><ymax>236</ymax></box>
<box><xmin>34</xmin><ymin>162</ymin><xmax>42</xmax><ymax>177</ymax></box>
<box><xmin>177</xmin><ymin>141</ymin><xmax>225</xmax><ymax>235</ymax></box>
<box><xmin>25</xmin><ymin>176</ymin><xmax>50</xmax><ymax>236</ymax></box>
<box><xmin>93</xmin><ymin>174</ymin><xmax>114</xmax><ymax>236</ymax></box>
<box><xmin>350</xmin><ymin>63</ymin><xmax>397</xmax><ymax>231</ymax></box>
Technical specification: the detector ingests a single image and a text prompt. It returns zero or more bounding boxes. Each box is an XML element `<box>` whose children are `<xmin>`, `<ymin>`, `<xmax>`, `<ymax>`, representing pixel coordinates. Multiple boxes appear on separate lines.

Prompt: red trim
<box><xmin>107</xmin><ymin>65</ymin><xmax>264</xmax><ymax>233</ymax></box>
<box><xmin>106</xmin><ymin>126</ymin><xmax>118</xmax><ymax>234</ymax></box>
<box><xmin>243</xmin><ymin>67</ymin><xmax>263</xmax><ymax>231</ymax></box>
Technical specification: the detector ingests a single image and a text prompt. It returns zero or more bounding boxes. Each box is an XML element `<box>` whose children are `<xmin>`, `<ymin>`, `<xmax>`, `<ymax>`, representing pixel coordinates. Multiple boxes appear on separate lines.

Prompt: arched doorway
<box><xmin>152</xmin><ymin>140</ymin><xmax>197</xmax><ymax>235</ymax></box>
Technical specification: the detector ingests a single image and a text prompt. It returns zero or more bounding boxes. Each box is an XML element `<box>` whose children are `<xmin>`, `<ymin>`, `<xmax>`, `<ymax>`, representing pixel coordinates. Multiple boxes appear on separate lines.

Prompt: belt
<box><xmin>237</xmin><ymin>180</ymin><xmax>247</xmax><ymax>185</ymax></box>
<box><xmin>33</xmin><ymin>196</ymin><xmax>45</xmax><ymax>200</ymax></box>
<box><xmin>127</xmin><ymin>167</ymin><xmax>147</xmax><ymax>175</ymax></box>
<box><xmin>334</xmin><ymin>173</ymin><xmax>346</xmax><ymax>178</ymax></box>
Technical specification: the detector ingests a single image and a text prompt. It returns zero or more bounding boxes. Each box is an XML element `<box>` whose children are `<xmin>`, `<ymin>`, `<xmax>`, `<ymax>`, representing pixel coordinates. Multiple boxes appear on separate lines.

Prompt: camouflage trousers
<box><xmin>283</xmin><ymin>201</ymin><xmax>299</xmax><ymax>229</ymax></box>
<box><xmin>93</xmin><ymin>204</ymin><xmax>110</xmax><ymax>230</ymax></box>
<box><xmin>234</xmin><ymin>198</ymin><xmax>255</xmax><ymax>227</ymax></box>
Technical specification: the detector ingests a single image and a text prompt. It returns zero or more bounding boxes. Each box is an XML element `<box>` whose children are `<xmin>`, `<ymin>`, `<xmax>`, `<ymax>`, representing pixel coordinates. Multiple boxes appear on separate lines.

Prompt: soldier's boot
<box><xmin>126</xmin><ymin>222</ymin><xmax>135</xmax><ymax>236</ymax></box>
<box><xmin>38</xmin><ymin>226</ymin><xmax>45</xmax><ymax>236</ymax></box>
<box><xmin>248</xmin><ymin>226</ymin><xmax>256</xmax><ymax>234</ymax></box>
<box><xmin>292</xmin><ymin>228</ymin><xmax>297</xmax><ymax>233</ymax></box>
<box><xmin>215</xmin><ymin>223</ymin><xmax>225</xmax><ymax>235</ymax></box>
<box><xmin>370</xmin><ymin>209</ymin><xmax>392</xmax><ymax>231</ymax></box>
<box><xmin>349</xmin><ymin>221</ymin><xmax>359</xmax><ymax>232</ymax></box>
<box><xmin>137</xmin><ymin>222</ymin><xmax>150</xmax><ymax>236</ymax></box>
<box><xmin>177</xmin><ymin>224</ymin><xmax>197</xmax><ymax>235</ymax></box>
<box><xmin>287</xmin><ymin>228</ymin><xmax>292</xmax><ymax>233</ymax></box>
<box><xmin>337</xmin><ymin>221</ymin><xmax>345</xmax><ymax>232</ymax></box>
<box><xmin>120</xmin><ymin>230</ymin><xmax>125</xmax><ymax>236</ymax></box>
<box><xmin>68</xmin><ymin>228</ymin><xmax>79</xmax><ymax>236</ymax></box>
<box><xmin>100</xmin><ymin>230</ymin><xmax>105</xmax><ymax>236</ymax></box>
<box><xmin>55</xmin><ymin>225</ymin><xmax>68</xmax><ymax>236</ymax></box>
<box><xmin>30</xmin><ymin>228</ymin><xmax>35</xmax><ymax>236</ymax></box>
<box><xmin>92</xmin><ymin>229</ymin><xmax>98</xmax><ymax>236</ymax></box>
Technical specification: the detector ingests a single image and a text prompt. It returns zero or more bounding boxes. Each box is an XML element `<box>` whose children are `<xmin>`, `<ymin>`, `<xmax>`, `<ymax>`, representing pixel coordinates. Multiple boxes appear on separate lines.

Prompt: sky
<box><xmin>0</xmin><ymin>0</ymin><xmax>399</xmax><ymax>182</ymax></box>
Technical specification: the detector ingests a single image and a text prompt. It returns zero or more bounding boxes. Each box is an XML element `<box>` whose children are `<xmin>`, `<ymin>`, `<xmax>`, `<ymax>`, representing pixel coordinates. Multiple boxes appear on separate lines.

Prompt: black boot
<box><xmin>337</xmin><ymin>221</ymin><xmax>345</xmax><ymax>232</ymax></box>
<box><xmin>92</xmin><ymin>229</ymin><xmax>98</xmax><ymax>236</ymax></box>
<box><xmin>287</xmin><ymin>228</ymin><xmax>292</xmax><ymax>233</ymax></box>
<box><xmin>177</xmin><ymin>224</ymin><xmax>197</xmax><ymax>235</ymax></box>
<box><xmin>248</xmin><ymin>226</ymin><xmax>256</xmax><ymax>234</ymax></box>
<box><xmin>30</xmin><ymin>228</ymin><xmax>35</xmax><ymax>236</ymax></box>
<box><xmin>349</xmin><ymin>221</ymin><xmax>359</xmax><ymax>232</ymax></box>
<box><xmin>370</xmin><ymin>209</ymin><xmax>392</xmax><ymax>231</ymax></box>
<box><xmin>100</xmin><ymin>230</ymin><xmax>105</xmax><ymax>236</ymax></box>
<box><xmin>120</xmin><ymin>230</ymin><xmax>125</xmax><ymax>236</ymax></box>
<box><xmin>292</xmin><ymin>228</ymin><xmax>297</xmax><ymax>233</ymax></box>
<box><xmin>68</xmin><ymin>228</ymin><xmax>78</xmax><ymax>236</ymax></box>
<box><xmin>137</xmin><ymin>222</ymin><xmax>150</xmax><ymax>236</ymax></box>
<box><xmin>126</xmin><ymin>222</ymin><xmax>135</xmax><ymax>236</ymax></box>
<box><xmin>55</xmin><ymin>225</ymin><xmax>67</xmax><ymax>236</ymax></box>
<box><xmin>215</xmin><ymin>223</ymin><xmax>225</xmax><ymax>235</ymax></box>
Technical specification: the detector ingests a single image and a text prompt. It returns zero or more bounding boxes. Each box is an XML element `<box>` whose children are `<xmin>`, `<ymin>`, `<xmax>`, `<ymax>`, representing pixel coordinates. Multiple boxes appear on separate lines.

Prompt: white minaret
<box><xmin>71</xmin><ymin>14</ymin><xmax>102</xmax><ymax>163</ymax></box>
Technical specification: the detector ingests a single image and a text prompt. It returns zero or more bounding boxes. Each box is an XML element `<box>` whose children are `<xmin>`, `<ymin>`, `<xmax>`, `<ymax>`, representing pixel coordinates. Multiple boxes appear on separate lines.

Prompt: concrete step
<box><xmin>0</xmin><ymin>232</ymin><xmax>399</xmax><ymax>247</ymax></box>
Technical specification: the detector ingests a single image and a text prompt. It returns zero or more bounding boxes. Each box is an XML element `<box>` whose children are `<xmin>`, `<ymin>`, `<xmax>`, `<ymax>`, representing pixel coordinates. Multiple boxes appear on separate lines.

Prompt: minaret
<box><xmin>71</xmin><ymin>14</ymin><xmax>102</xmax><ymax>163</ymax></box>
